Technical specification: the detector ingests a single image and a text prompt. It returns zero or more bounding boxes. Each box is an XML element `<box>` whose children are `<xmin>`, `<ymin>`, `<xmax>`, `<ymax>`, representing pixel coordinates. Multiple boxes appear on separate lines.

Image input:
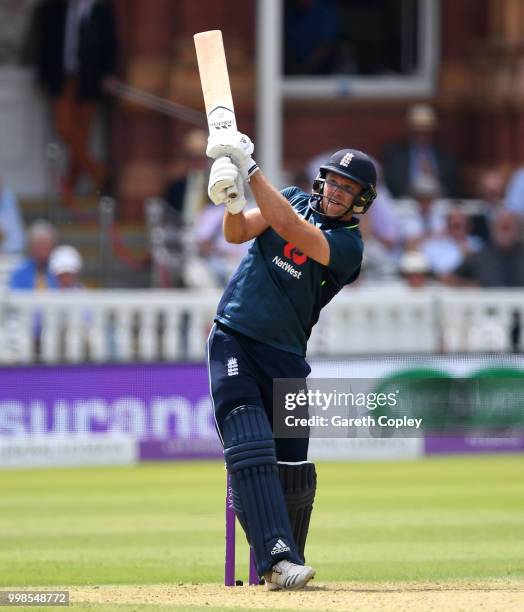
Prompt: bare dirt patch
<box><xmin>71</xmin><ymin>579</ymin><xmax>524</xmax><ymax>611</ymax></box>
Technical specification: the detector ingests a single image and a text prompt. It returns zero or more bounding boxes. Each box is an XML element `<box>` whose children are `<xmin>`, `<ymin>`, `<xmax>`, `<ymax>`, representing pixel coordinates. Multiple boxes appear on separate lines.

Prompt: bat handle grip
<box><xmin>226</xmin><ymin>185</ymin><xmax>238</xmax><ymax>201</ymax></box>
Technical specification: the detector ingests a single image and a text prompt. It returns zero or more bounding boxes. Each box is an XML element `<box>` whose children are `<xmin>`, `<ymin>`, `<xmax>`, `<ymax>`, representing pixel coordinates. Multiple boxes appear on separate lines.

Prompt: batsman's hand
<box><xmin>207</xmin><ymin>131</ymin><xmax>259</xmax><ymax>180</ymax></box>
<box><xmin>208</xmin><ymin>157</ymin><xmax>246</xmax><ymax>214</ymax></box>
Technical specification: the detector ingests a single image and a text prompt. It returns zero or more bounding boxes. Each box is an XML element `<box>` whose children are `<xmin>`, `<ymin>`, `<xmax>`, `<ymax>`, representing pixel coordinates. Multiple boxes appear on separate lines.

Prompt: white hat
<box><xmin>406</xmin><ymin>104</ymin><xmax>437</xmax><ymax>130</ymax></box>
<box><xmin>49</xmin><ymin>245</ymin><xmax>83</xmax><ymax>275</ymax></box>
<box><xmin>410</xmin><ymin>174</ymin><xmax>441</xmax><ymax>198</ymax></box>
<box><xmin>399</xmin><ymin>251</ymin><xmax>430</xmax><ymax>275</ymax></box>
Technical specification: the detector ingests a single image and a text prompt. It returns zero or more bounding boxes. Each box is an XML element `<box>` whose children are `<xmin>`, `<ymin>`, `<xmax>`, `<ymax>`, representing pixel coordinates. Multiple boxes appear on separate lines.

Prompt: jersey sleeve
<box><xmin>324</xmin><ymin>226</ymin><xmax>363</xmax><ymax>277</ymax></box>
<box><xmin>280</xmin><ymin>186</ymin><xmax>309</xmax><ymax>212</ymax></box>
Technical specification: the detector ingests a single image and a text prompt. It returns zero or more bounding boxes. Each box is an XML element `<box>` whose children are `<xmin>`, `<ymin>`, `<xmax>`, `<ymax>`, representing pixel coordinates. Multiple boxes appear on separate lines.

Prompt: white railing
<box><xmin>438</xmin><ymin>290</ymin><xmax>524</xmax><ymax>353</ymax></box>
<box><xmin>0</xmin><ymin>287</ymin><xmax>522</xmax><ymax>364</ymax></box>
<box><xmin>309</xmin><ymin>286</ymin><xmax>439</xmax><ymax>355</ymax></box>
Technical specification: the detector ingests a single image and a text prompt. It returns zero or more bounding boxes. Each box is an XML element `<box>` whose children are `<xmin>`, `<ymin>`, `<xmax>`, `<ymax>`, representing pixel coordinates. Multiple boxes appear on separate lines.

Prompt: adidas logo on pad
<box><xmin>270</xmin><ymin>539</ymin><xmax>290</xmax><ymax>555</ymax></box>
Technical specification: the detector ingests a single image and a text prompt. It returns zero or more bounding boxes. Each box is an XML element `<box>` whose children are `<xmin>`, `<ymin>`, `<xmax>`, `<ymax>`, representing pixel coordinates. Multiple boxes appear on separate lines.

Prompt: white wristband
<box><xmin>240</xmin><ymin>156</ymin><xmax>259</xmax><ymax>181</ymax></box>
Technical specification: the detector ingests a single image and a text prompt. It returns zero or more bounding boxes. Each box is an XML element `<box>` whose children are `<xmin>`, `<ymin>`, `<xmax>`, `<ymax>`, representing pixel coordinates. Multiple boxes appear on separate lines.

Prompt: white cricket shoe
<box><xmin>264</xmin><ymin>559</ymin><xmax>316</xmax><ymax>591</ymax></box>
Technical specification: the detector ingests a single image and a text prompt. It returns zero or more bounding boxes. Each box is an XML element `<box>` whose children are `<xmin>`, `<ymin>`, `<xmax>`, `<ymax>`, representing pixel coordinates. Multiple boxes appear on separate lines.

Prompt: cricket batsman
<box><xmin>206</xmin><ymin>131</ymin><xmax>377</xmax><ymax>590</ymax></box>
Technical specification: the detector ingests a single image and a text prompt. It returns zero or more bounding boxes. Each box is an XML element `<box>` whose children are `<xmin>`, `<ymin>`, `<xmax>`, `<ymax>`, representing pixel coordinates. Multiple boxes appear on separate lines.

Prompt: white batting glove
<box><xmin>208</xmin><ymin>157</ymin><xmax>246</xmax><ymax>214</ymax></box>
<box><xmin>206</xmin><ymin>131</ymin><xmax>259</xmax><ymax>180</ymax></box>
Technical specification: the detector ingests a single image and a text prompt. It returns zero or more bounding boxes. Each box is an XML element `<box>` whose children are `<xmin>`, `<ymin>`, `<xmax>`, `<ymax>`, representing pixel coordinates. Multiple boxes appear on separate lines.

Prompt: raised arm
<box><xmin>248</xmin><ymin>172</ymin><xmax>330</xmax><ymax>265</ymax></box>
<box><xmin>223</xmin><ymin>208</ymin><xmax>269</xmax><ymax>244</ymax></box>
<box><xmin>206</xmin><ymin>132</ymin><xmax>330</xmax><ymax>265</ymax></box>
<box><xmin>207</xmin><ymin>156</ymin><xmax>269</xmax><ymax>244</ymax></box>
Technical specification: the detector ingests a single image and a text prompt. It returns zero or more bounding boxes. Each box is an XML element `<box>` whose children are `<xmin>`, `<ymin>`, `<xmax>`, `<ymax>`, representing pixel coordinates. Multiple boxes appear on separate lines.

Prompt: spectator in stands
<box><xmin>445</xmin><ymin>211</ymin><xmax>524</xmax><ymax>287</ymax></box>
<box><xmin>49</xmin><ymin>245</ymin><xmax>84</xmax><ymax>288</ymax></box>
<box><xmin>9</xmin><ymin>221</ymin><xmax>59</xmax><ymax>289</ymax></box>
<box><xmin>189</xmin><ymin>203</ymin><xmax>251</xmax><ymax>288</ymax></box>
<box><xmin>163</xmin><ymin>129</ymin><xmax>209</xmax><ymax>226</ymax></box>
<box><xmin>284</xmin><ymin>0</ymin><xmax>339</xmax><ymax>75</ymax></box>
<box><xmin>504</xmin><ymin>165</ymin><xmax>524</xmax><ymax>217</ymax></box>
<box><xmin>358</xmin><ymin>165</ymin><xmax>399</xmax><ymax>283</ymax></box>
<box><xmin>34</xmin><ymin>0</ymin><xmax>117</xmax><ymax>204</ymax></box>
<box><xmin>363</xmin><ymin>160</ymin><xmax>400</xmax><ymax>250</ymax></box>
<box><xmin>420</xmin><ymin>209</ymin><xmax>482</xmax><ymax>276</ymax></box>
<box><xmin>471</xmin><ymin>168</ymin><xmax>506</xmax><ymax>243</ymax></box>
<box><xmin>382</xmin><ymin>104</ymin><xmax>463</xmax><ymax>198</ymax></box>
<box><xmin>400</xmin><ymin>174</ymin><xmax>446</xmax><ymax>248</ymax></box>
<box><xmin>480</xmin><ymin>169</ymin><xmax>506</xmax><ymax>211</ymax></box>
<box><xmin>0</xmin><ymin>180</ymin><xmax>26</xmax><ymax>254</ymax></box>
<box><xmin>49</xmin><ymin>245</ymin><xmax>89</xmax><ymax>359</ymax></box>
<box><xmin>398</xmin><ymin>250</ymin><xmax>431</xmax><ymax>289</ymax></box>
<box><xmin>358</xmin><ymin>235</ymin><xmax>397</xmax><ymax>283</ymax></box>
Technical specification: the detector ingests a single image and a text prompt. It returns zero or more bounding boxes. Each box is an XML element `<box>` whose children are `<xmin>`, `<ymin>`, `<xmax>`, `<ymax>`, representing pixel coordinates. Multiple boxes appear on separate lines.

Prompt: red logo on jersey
<box><xmin>283</xmin><ymin>242</ymin><xmax>308</xmax><ymax>265</ymax></box>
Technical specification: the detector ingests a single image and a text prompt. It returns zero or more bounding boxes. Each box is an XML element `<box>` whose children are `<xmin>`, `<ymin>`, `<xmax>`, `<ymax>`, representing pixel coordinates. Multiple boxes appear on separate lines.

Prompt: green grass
<box><xmin>0</xmin><ymin>456</ymin><xmax>523</xmax><ymax>586</ymax></box>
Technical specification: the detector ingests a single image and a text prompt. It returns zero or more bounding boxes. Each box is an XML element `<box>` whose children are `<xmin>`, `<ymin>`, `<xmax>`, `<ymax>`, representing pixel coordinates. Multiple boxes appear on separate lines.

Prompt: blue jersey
<box><xmin>215</xmin><ymin>187</ymin><xmax>363</xmax><ymax>356</ymax></box>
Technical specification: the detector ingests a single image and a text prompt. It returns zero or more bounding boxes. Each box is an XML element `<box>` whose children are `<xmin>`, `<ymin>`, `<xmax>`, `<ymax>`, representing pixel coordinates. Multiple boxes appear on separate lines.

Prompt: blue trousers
<box><xmin>207</xmin><ymin>322</ymin><xmax>311</xmax><ymax>462</ymax></box>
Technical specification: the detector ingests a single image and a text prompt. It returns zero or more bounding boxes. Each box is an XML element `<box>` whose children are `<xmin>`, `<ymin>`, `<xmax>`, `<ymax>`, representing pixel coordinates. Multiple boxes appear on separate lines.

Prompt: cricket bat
<box><xmin>194</xmin><ymin>30</ymin><xmax>238</xmax><ymax>200</ymax></box>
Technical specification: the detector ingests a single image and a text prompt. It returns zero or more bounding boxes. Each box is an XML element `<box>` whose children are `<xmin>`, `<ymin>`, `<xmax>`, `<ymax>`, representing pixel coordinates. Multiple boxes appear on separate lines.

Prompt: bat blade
<box><xmin>194</xmin><ymin>30</ymin><xmax>239</xmax><ymax>201</ymax></box>
<box><xmin>194</xmin><ymin>30</ymin><xmax>237</xmax><ymax>135</ymax></box>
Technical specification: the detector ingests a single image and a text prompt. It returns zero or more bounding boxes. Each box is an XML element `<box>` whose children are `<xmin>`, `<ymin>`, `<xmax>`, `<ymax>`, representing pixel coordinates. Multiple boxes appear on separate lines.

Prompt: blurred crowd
<box><xmin>0</xmin><ymin>1</ymin><xmax>523</xmax><ymax>293</ymax></box>
<box><xmin>352</xmin><ymin>103</ymin><xmax>524</xmax><ymax>290</ymax></box>
<box><xmin>3</xmin><ymin>102</ymin><xmax>524</xmax><ymax>292</ymax></box>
